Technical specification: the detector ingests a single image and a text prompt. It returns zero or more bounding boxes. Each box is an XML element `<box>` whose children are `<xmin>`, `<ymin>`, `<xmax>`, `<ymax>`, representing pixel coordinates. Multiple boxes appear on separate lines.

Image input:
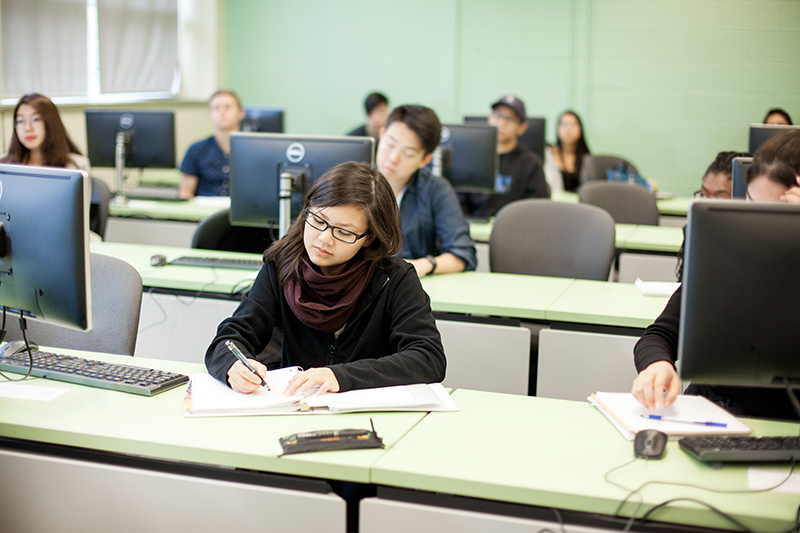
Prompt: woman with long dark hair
<box><xmin>205</xmin><ymin>161</ymin><xmax>446</xmax><ymax>395</ymax></box>
<box><xmin>543</xmin><ymin>110</ymin><xmax>590</xmax><ymax>193</ymax></box>
<box><xmin>1</xmin><ymin>93</ymin><xmax>90</xmax><ymax>172</ymax></box>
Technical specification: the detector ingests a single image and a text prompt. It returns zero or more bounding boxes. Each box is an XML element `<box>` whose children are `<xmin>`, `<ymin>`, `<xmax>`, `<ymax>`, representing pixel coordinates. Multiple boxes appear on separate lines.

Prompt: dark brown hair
<box><xmin>703</xmin><ymin>151</ymin><xmax>751</xmax><ymax>180</ymax></box>
<box><xmin>264</xmin><ymin>162</ymin><xmax>402</xmax><ymax>286</ymax></box>
<box><xmin>365</xmin><ymin>92</ymin><xmax>388</xmax><ymax>116</ymax></box>
<box><xmin>763</xmin><ymin>108</ymin><xmax>793</xmax><ymax>126</ymax></box>
<box><xmin>555</xmin><ymin>110</ymin><xmax>591</xmax><ymax>181</ymax></box>
<box><xmin>1</xmin><ymin>93</ymin><xmax>82</xmax><ymax>167</ymax></box>
<box><xmin>384</xmin><ymin>105</ymin><xmax>441</xmax><ymax>155</ymax></box>
<box><xmin>747</xmin><ymin>130</ymin><xmax>800</xmax><ymax>188</ymax></box>
<box><xmin>209</xmin><ymin>89</ymin><xmax>243</xmax><ymax>110</ymax></box>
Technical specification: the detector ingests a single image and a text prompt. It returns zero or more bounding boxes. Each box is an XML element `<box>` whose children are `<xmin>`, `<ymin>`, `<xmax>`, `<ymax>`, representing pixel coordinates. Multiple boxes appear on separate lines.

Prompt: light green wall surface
<box><xmin>223</xmin><ymin>0</ymin><xmax>800</xmax><ymax>196</ymax></box>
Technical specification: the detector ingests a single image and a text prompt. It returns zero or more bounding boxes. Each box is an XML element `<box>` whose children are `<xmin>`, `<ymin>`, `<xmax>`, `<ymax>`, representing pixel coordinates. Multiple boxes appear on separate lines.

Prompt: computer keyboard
<box><xmin>169</xmin><ymin>256</ymin><xmax>263</xmax><ymax>271</ymax></box>
<box><xmin>0</xmin><ymin>350</ymin><xmax>189</xmax><ymax>396</ymax></box>
<box><xmin>680</xmin><ymin>435</ymin><xmax>800</xmax><ymax>462</ymax></box>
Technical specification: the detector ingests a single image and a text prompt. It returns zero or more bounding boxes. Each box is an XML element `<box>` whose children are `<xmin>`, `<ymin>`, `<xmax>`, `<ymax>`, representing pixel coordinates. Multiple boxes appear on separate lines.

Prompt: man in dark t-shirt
<box><xmin>461</xmin><ymin>95</ymin><xmax>549</xmax><ymax>217</ymax></box>
<box><xmin>179</xmin><ymin>89</ymin><xmax>245</xmax><ymax>198</ymax></box>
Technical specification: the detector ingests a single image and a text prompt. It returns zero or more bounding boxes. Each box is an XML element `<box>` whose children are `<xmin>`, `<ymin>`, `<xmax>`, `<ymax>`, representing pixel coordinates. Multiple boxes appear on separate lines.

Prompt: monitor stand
<box><xmin>111</xmin><ymin>131</ymin><xmax>128</xmax><ymax>206</ymax></box>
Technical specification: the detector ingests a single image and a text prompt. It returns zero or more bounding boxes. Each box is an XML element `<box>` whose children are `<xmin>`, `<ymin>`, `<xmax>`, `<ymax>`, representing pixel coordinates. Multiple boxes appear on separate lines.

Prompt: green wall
<box><xmin>224</xmin><ymin>0</ymin><xmax>800</xmax><ymax>195</ymax></box>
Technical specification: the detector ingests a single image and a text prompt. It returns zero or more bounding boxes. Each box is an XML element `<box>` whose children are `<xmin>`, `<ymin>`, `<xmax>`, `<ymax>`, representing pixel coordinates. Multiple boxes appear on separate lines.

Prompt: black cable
<box><xmin>640</xmin><ymin>498</ymin><xmax>755</xmax><ymax>532</ymax></box>
<box><xmin>137</xmin><ymin>286</ymin><xmax>170</xmax><ymax>334</ymax></box>
<box><xmin>605</xmin><ymin>456</ymin><xmax>797</xmax><ymax>530</ymax></box>
<box><xmin>0</xmin><ymin>312</ymin><xmax>34</xmax><ymax>382</ymax></box>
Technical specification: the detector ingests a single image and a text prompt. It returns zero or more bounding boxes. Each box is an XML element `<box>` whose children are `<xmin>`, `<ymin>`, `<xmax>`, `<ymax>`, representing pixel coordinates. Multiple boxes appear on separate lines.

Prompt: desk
<box><xmin>0</xmin><ymin>352</ymin><xmax>427</xmax><ymax>533</ymax></box>
<box><xmin>366</xmin><ymin>389</ymin><xmax>800</xmax><ymax>532</ymax></box>
<box><xmin>107</xmin><ymin>197</ymin><xmax>229</xmax><ymax>247</ymax></box>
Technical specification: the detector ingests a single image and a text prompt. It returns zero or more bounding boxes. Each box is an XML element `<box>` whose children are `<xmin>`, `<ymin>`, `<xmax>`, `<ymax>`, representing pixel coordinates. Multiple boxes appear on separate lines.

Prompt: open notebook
<box><xmin>589</xmin><ymin>392</ymin><xmax>752</xmax><ymax>440</ymax></box>
<box><xmin>183</xmin><ymin>367</ymin><xmax>458</xmax><ymax>417</ymax></box>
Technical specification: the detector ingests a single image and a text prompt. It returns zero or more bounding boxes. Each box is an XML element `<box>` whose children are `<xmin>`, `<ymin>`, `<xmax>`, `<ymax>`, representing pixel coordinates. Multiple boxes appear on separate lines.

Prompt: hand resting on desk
<box><xmin>631</xmin><ymin>360</ymin><xmax>680</xmax><ymax>410</ymax></box>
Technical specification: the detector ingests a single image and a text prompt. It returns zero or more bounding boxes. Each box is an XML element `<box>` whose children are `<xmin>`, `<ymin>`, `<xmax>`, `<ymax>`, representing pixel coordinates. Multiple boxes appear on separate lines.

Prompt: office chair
<box><xmin>89</xmin><ymin>177</ymin><xmax>112</xmax><ymax>239</ymax></box>
<box><xmin>581</xmin><ymin>154</ymin><xmax>639</xmax><ymax>182</ymax></box>
<box><xmin>5</xmin><ymin>254</ymin><xmax>143</xmax><ymax>356</ymax></box>
<box><xmin>192</xmin><ymin>208</ymin><xmax>276</xmax><ymax>254</ymax></box>
<box><xmin>489</xmin><ymin>199</ymin><xmax>615</xmax><ymax>280</ymax></box>
<box><xmin>578</xmin><ymin>181</ymin><xmax>660</xmax><ymax>225</ymax></box>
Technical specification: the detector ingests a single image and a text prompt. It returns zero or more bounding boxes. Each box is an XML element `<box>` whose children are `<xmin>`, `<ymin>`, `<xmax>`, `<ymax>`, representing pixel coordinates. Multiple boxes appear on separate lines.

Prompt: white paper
<box><xmin>125</xmin><ymin>200</ymin><xmax>159</xmax><ymax>209</ymax></box>
<box><xmin>748</xmin><ymin>467</ymin><xmax>800</xmax><ymax>494</ymax></box>
<box><xmin>188</xmin><ymin>367</ymin><xmax>303</xmax><ymax>416</ymax></box>
<box><xmin>193</xmin><ymin>196</ymin><xmax>231</xmax><ymax>209</ymax></box>
<box><xmin>0</xmin><ymin>382</ymin><xmax>69</xmax><ymax>402</ymax></box>
<box><xmin>590</xmin><ymin>392</ymin><xmax>752</xmax><ymax>439</ymax></box>
<box><xmin>635</xmin><ymin>278</ymin><xmax>681</xmax><ymax>297</ymax></box>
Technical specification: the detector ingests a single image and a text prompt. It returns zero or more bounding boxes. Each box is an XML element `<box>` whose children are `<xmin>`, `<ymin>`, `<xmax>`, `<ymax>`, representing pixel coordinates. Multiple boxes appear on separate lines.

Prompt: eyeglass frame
<box><xmin>304</xmin><ymin>209</ymin><xmax>370</xmax><ymax>244</ymax></box>
<box><xmin>692</xmin><ymin>188</ymin><xmax>732</xmax><ymax>200</ymax></box>
<box><xmin>490</xmin><ymin>110</ymin><xmax>523</xmax><ymax>124</ymax></box>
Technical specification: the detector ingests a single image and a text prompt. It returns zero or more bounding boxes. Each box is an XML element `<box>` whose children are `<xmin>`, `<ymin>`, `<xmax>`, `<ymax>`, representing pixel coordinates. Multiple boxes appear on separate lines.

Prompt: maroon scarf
<box><xmin>284</xmin><ymin>255</ymin><xmax>377</xmax><ymax>333</ymax></box>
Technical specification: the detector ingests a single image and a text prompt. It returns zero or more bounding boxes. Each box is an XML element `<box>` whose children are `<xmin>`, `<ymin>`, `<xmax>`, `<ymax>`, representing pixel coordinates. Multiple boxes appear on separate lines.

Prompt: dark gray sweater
<box><xmin>205</xmin><ymin>255</ymin><xmax>446</xmax><ymax>392</ymax></box>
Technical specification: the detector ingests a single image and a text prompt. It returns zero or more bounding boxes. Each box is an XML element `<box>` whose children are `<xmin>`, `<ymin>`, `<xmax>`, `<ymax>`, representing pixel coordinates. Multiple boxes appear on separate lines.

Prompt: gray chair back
<box><xmin>578</xmin><ymin>181</ymin><xmax>660</xmax><ymax>225</ymax></box>
<box><xmin>489</xmin><ymin>199</ymin><xmax>615</xmax><ymax>280</ymax></box>
<box><xmin>5</xmin><ymin>254</ymin><xmax>143</xmax><ymax>355</ymax></box>
<box><xmin>90</xmin><ymin>177</ymin><xmax>111</xmax><ymax>239</ymax></box>
<box><xmin>581</xmin><ymin>154</ymin><xmax>638</xmax><ymax>182</ymax></box>
<box><xmin>192</xmin><ymin>208</ymin><xmax>275</xmax><ymax>254</ymax></box>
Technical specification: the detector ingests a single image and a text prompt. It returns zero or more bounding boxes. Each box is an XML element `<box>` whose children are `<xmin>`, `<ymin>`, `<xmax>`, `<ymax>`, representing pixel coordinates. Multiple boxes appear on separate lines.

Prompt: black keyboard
<box><xmin>680</xmin><ymin>435</ymin><xmax>800</xmax><ymax>462</ymax></box>
<box><xmin>0</xmin><ymin>350</ymin><xmax>189</xmax><ymax>396</ymax></box>
<box><xmin>169</xmin><ymin>256</ymin><xmax>263</xmax><ymax>271</ymax></box>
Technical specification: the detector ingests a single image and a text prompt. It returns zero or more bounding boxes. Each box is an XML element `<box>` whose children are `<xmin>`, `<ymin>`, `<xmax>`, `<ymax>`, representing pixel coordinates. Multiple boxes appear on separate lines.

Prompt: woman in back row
<box><xmin>543</xmin><ymin>110</ymin><xmax>590</xmax><ymax>193</ymax></box>
<box><xmin>0</xmin><ymin>93</ymin><xmax>90</xmax><ymax>172</ymax></box>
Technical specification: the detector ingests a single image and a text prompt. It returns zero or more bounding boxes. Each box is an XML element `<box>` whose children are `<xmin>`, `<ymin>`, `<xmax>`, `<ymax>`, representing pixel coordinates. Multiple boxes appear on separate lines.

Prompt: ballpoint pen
<box><xmin>225</xmin><ymin>340</ymin><xmax>269</xmax><ymax>390</ymax></box>
<box><xmin>639</xmin><ymin>414</ymin><xmax>727</xmax><ymax>427</ymax></box>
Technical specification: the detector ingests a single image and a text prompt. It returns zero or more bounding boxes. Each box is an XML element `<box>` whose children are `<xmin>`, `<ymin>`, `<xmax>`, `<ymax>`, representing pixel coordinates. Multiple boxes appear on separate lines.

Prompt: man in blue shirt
<box><xmin>376</xmin><ymin>105</ymin><xmax>477</xmax><ymax>276</ymax></box>
<box><xmin>179</xmin><ymin>90</ymin><xmax>245</xmax><ymax>198</ymax></box>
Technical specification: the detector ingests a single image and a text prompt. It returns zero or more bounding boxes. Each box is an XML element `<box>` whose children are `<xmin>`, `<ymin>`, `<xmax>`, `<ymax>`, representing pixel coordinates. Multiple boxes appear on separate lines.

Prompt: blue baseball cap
<box><xmin>492</xmin><ymin>95</ymin><xmax>526</xmax><ymax>122</ymax></box>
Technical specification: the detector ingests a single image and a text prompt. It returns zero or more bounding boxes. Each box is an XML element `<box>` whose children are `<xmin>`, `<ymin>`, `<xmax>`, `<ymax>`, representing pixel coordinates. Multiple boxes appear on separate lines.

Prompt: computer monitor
<box><xmin>748</xmin><ymin>124</ymin><xmax>800</xmax><ymax>154</ymax></box>
<box><xmin>731</xmin><ymin>156</ymin><xmax>752</xmax><ymax>199</ymax></box>
<box><xmin>240</xmin><ymin>107</ymin><xmax>284</xmax><ymax>133</ymax></box>
<box><xmin>437</xmin><ymin>124</ymin><xmax>498</xmax><ymax>194</ymax></box>
<box><xmin>0</xmin><ymin>164</ymin><xmax>91</xmax><ymax>331</ymax></box>
<box><xmin>229</xmin><ymin>133</ymin><xmax>374</xmax><ymax>228</ymax></box>
<box><xmin>678</xmin><ymin>201</ymin><xmax>800</xmax><ymax>388</ymax></box>
<box><xmin>85</xmin><ymin>110</ymin><xmax>176</xmax><ymax>168</ymax></box>
<box><xmin>464</xmin><ymin>116</ymin><xmax>546</xmax><ymax>161</ymax></box>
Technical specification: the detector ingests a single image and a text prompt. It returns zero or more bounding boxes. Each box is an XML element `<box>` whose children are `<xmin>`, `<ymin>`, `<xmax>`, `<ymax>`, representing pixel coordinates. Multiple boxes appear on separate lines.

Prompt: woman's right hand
<box><xmin>631</xmin><ymin>360</ymin><xmax>680</xmax><ymax>410</ymax></box>
<box><xmin>227</xmin><ymin>359</ymin><xmax>267</xmax><ymax>394</ymax></box>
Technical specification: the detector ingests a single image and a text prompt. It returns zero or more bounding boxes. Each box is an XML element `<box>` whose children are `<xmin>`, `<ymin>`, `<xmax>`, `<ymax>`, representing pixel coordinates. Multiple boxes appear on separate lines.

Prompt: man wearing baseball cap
<box><xmin>462</xmin><ymin>95</ymin><xmax>549</xmax><ymax>216</ymax></box>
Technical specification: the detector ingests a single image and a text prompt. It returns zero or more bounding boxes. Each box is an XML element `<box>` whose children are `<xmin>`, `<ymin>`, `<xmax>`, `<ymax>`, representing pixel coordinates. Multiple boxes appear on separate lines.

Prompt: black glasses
<box><xmin>304</xmin><ymin>210</ymin><xmax>370</xmax><ymax>244</ymax></box>
<box><xmin>693</xmin><ymin>189</ymin><xmax>731</xmax><ymax>199</ymax></box>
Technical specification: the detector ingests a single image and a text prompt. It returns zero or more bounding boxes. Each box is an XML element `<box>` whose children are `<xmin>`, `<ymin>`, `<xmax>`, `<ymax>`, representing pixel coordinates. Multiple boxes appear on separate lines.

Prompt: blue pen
<box><xmin>640</xmin><ymin>414</ymin><xmax>727</xmax><ymax>427</ymax></box>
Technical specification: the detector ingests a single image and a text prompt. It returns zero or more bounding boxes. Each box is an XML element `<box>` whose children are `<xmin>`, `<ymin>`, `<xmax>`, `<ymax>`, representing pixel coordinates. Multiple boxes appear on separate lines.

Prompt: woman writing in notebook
<box><xmin>0</xmin><ymin>93</ymin><xmax>91</xmax><ymax>172</ymax></box>
<box><xmin>205</xmin><ymin>161</ymin><xmax>446</xmax><ymax>395</ymax></box>
<box><xmin>632</xmin><ymin>131</ymin><xmax>800</xmax><ymax>420</ymax></box>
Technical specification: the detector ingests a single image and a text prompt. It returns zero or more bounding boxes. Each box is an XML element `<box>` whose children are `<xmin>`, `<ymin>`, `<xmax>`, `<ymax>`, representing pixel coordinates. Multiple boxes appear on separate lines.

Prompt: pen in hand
<box><xmin>225</xmin><ymin>340</ymin><xmax>269</xmax><ymax>390</ymax></box>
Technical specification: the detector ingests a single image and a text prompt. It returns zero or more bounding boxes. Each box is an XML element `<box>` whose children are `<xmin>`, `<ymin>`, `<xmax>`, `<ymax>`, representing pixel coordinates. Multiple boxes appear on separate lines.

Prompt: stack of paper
<box><xmin>634</xmin><ymin>278</ymin><xmax>681</xmax><ymax>297</ymax></box>
<box><xmin>589</xmin><ymin>392</ymin><xmax>752</xmax><ymax>440</ymax></box>
<box><xmin>184</xmin><ymin>368</ymin><xmax>458</xmax><ymax>417</ymax></box>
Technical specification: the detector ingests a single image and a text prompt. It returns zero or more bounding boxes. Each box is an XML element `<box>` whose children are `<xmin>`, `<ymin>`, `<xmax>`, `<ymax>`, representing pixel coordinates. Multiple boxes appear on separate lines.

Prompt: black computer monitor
<box><xmin>679</xmin><ymin>201</ymin><xmax>800</xmax><ymax>388</ymax></box>
<box><xmin>240</xmin><ymin>107</ymin><xmax>284</xmax><ymax>133</ymax></box>
<box><xmin>731</xmin><ymin>156</ymin><xmax>752</xmax><ymax>199</ymax></box>
<box><xmin>748</xmin><ymin>124</ymin><xmax>800</xmax><ymax>154</ymax></box>
<box><xmin>0</xmin><ymin>164</ymin><xmax>91</xmax><ymax>331</ymax></box>
<box><xmin>85</xmin><ymin>110</ymin><xmax>176</xmax><ymax>168</ymax></box>
<box><xmin>464</xmin><ymin>116</ymin><xmax>546</xmax><ymax>161</ymax></box>
<box><xmin>438</xmin><ymin>124</ymin><xmax>498</xmax><ymax>193</ymax></box>
<box><xmin>229</xmin><ymin>133</ymin><xmax>374</xmax><ymax>227</ymax></box>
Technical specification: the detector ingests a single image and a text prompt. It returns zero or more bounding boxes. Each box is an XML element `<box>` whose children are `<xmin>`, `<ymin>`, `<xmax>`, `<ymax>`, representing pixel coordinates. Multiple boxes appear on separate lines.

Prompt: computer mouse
<box><xmin>634</xmin><ymin>429</ymin><xmax>667</xmax><ymax>459</ymax></box>
<box><xmin>0</xmin><ymin>340</ymin><xmax>39</xmax><ymax>358</ymax></box>
<box><xmin>150</xmin><ymin>254</ymin><xmax>168</xmax><ymax>267</ymax></box>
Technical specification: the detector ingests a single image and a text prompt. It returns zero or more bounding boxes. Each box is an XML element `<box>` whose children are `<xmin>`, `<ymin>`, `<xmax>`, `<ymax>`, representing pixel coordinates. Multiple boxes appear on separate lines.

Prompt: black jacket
<box><xmin>205</xmin><ymin>255</ymin><xmax>446</xmax><ymax>392</ymax></box>
<box><xmin>461</xmin><ymin>144</ymin><xmax>549</xmax><ymax>217</ymax></box>
<box><xmin>634</xmin><ymin>285</ymin><xmax>799</xmax><ymax>420</ymax></box>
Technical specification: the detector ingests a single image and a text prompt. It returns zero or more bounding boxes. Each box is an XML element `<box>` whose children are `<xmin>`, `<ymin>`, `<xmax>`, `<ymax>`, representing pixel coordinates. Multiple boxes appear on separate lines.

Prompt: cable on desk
<box><xmin>230</xmin><ymin>277</ymin><xmax>256</xmax><ymax>295</ymax></box>
<box><xmin>0</xmin><ymin>309</ymin><xmax>34</xmax><ymax>382</ymax></box>
<box><xmin>604</xmin><ymin>455</ymin><xmax>797</xmax><ymax>532</ymax></box>
<box><xmin>138</xmin><ymin>271</ymin><xmax>223</xmax><ymax>335</ymax></box>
